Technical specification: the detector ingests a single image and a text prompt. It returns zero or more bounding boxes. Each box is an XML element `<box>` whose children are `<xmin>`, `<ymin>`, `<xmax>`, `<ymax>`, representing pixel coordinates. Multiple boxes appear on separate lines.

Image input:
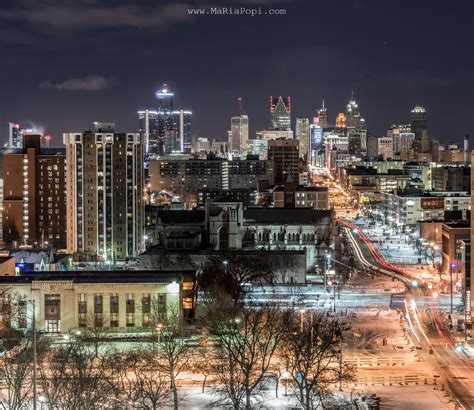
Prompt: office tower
<box><xmin>155</xmin><ymin>84</ymin><xmax>174</xmax><ymax>155</ymax></box>
<box><xmin>388</xmin><ymin>123</ymin><xmax>411</xmax><ymax>154</ymax></box>
<box><xmin>197</xmin><ymin>137</ymin><xmax>211</xmax><ymax>152</ymax></box>
<box><xmin>377</xmin><ymin>137</ymin><xmax>394</xmax><ymax>160</ymax></box>
<box><xmin>346</xmin><ymin>91</ymin><xmax>363</xmax><ymax>128</ymax></box>
<box><xmin>335</xmin><ymin>113</ymin><xmax>346</xmax><ymax>129</ymax></box>
<box><xmin>2</xmin><ymin>134</ymin><xmax>66</xmax><ymax>248</ymax></box>
<box><xmin>138</xmin><ymin>110</ymin><xmax>159</xmax><ymax>155</ymax></box>
<box><xmin>172</xmin><ymin>110</ymin><xmax>192</xmax><ymax>154</ymax></box>
<box><xmin>346</xmin><ymin>92</ymin><xmax>367</xmax><ymax>156</ymax></box>
<box><xmin>366</xmin><ymin>133</ymin><xmax>378</xmax><ymax>159</ymax></box>
<box><xmin>295</xmin><ymin>118</ymin><xmax>310</xmax><ymax>160</ymax></box>
<box><xmin>8</xmin><ymin>122</ymin><xmax>36</xmax><ymax>149</ymax></box>
<box><xmin>309</xmin><ymin>123</ymin><xmax>323</xmax><ymax>165</ymax></box>
<box><xmin>63</xmin><ymin>124</ymin><xmax>144</xmax><ymax>261</ymax></box>
<box><xmin>317</xmin><ymin>100</ymin><xmax>329</xmax><ymax>128</ymax></box>
<box><xmin>230</xmin><ymin>115</ymin><xmax>249</xmax><ymax>154</ymax></box>
<box><xmin>268</xmin><ymin>139</ymin><xmax>299</xmax><ymax>185</ymax></box>
<box><xmin>270</xmin><ymin>96</ymin><xmax>291</xmax><ymax>131</ymax></box>
<box><xmin>399</xmin><ymin>132</ymin><xmax>415</xmax><ymax>160</ymax></box>
<box><xmin>410</xmin><ymin>106</ymin><xmax>428</xmax><ymax>139</ymax></box>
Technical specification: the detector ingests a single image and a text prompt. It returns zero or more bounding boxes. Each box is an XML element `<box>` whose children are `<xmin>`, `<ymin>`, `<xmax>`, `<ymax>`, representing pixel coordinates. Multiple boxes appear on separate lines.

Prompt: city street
<box><xmin>340</xmin><ymin>218</ymin><xmax>474</xmax><ymax>408</ymax></box>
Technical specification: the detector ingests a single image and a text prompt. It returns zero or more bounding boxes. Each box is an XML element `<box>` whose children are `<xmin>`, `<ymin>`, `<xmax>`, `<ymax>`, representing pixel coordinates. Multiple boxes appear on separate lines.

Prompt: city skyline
<box><xmin>0</xmin><ymin>0</ymin><xmax>472</xmax><ymax>144</ymax></box>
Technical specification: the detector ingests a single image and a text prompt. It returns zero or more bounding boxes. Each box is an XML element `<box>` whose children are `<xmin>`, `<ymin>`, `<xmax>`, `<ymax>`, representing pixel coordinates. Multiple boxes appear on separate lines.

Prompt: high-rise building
<box><xmin>268</xmin><ymin>139</ymin><xmax>299</xmax><ymax>185</ymax></box>
<box><xmin>2</xmin><ymin>134</ymin><xmax>66</xmax><ymax>248</ymax></box>
<box><xmin>366</xmin><ymin>133</ymin><xmax>378</xmax><ymax>159</ymax></box>
<box><xmin>317</xmin><ymin>100</ymin><xmax>329</xmax><ymax>128</ymax></box>
<box><xmin>410</xmin><ymin>106</ymin><xmax>428</xmax><ymax>140</ymax></box>
<box><xmin>270</xmin><ymin>96</ymin><xmax>291</xmax><ymax>131</ymax></box>
<box><xmin>309</xmin><ymin>123</ymin><xmax>323</xmax><ymax>165</ymax></box>
<box><xmin>335</xmin><ymin>113</ymin><xmax>346</xmax><ymax>130</ymax></box>
<box><xmin>345</xmin><ymin>92</ymin><xmax>367</xmax><ymax>156</ymax></box>
<box><xmin>8</xmin><ymin>122</ymin><xmax>36</xmax><ymax>149</ymax></box>
<box><xmin>63</xmin><ymin>124</ymin><xmax>144</xmax><ymax>261</ymax></box>
<box><xmin>138</xmin><ymin>110</ymin><xmax>159</xmax><ymax>155</ymax></box>
<box><xmin>172</xmin><ymin>110</ymin><xmax>192</xmax><ymax>154</ymax></box>
<box><xmin>230</xmin><ymin>115</ymin><xmax>249</xmax><ymax>154</ymax></box>
<box><xmin>377</xmin><ymin>137</ymin><xmax>394</xmax><ymax>160</ymax></box>
<box><xmin>295</xmin><ymin>118</ymin><xmax>310</xmax><ymax>160</ymax></box>
<box><xmin>388</xmin><ymin>124</ymin><xmax>412</xmax><ymax>154</ymax></box>
<box><xmin>155</xmin><ymin>84</ymin><xmax>174</xmax><ymax>155</ymax></box>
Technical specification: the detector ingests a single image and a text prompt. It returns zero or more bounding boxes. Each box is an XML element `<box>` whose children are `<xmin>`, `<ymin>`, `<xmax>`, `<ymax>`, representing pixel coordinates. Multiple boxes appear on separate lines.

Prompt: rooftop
<box><xmin>244</xmin><ymin>208</ymin><xmax>331</xmax><ymax>224</ymax></box>
<box><xmin>0</xmin><ymin>271</ymin><xmax>191</xmax><ymax>284</ymax></box>
<box><xmin>157</xmin><ymin>210</ymin><xmax>206</xmax><ymax>225</ymax></box>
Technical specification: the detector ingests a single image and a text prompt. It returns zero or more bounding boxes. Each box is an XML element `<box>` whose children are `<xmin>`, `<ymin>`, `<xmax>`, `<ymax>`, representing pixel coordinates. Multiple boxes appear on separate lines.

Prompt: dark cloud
<box><xmin>0</xmin><ymin>1</ymin><xmax>193</xmax><ymax>31</ymax></box>
<box><xmin>39</xmin><ymin>75</ymin><xmax>117</xmax><ymax>92</ymax></box>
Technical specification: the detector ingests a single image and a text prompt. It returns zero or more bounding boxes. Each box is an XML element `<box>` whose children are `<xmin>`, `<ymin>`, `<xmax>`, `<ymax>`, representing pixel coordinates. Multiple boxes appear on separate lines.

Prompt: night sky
<box><xmin>1</xmin><ymin>0</ymin><xmax>472</xmax><ymax>146</ymax></box>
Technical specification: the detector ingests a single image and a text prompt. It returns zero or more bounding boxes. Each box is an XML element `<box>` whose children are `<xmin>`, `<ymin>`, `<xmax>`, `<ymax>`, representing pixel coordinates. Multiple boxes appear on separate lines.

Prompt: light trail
<box><xmin>404</xmin><ymin>299</ymin><xmax>421</xmax><ymax>343</ymax></box>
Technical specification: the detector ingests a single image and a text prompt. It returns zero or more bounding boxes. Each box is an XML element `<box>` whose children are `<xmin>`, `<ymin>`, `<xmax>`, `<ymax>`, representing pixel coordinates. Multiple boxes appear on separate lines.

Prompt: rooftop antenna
<box><xmin>322</xmin><ymin>99</ymin><xmax>326</xmax><ymax>111</ymax></box>
<box><xmin>237</xmin><ymin>97</ymin><xmax>242</xmax><ymax>115</ymax></box>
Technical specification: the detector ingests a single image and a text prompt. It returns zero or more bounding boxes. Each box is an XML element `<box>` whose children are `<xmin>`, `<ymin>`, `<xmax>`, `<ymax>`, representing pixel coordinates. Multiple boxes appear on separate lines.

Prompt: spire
<box><xmin>321</xmin><ymin>99</ymin><xmax>326</xmax><ymax>111</ymax></box>
<box><xmin>350</xmin><ymin>89</ymin><xmax>355</xmax><ymax>101</ymax></box>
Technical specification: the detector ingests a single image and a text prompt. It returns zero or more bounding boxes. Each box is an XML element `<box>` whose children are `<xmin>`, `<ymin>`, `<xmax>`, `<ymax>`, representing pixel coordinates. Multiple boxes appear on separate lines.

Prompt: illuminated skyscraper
<box><xmin>317</xmin><ymin>100</ymin><xmax>329</xmax><ymax>128</ymax></box>
<box><xmin>138</xmin><ymin>110</ymin><xmax>159</xmax><ymax>154</ymax></box>
<box><xmin>63</xmin><ymin>124</ymin><xmax>144</xmax><ymax>261</ymax></box>
<box><xmin>410</xmin><ymin>106</ymin><xmax>428</xmax><ymax>140</ymax></box>
<box><xmin>155</xmin><ymin>84</ymin><xmax>174</xmax><ymax>155</ymax></box>
<box><xmin>345</xmin><ymin>92</ymin><xmax>367</xmax><ymax>156</ymax></box>
<box><xmin>8</xmin><ymin>122</ymin><xmax>35</xmax><ymax>149</ymax></box>
<box><xmin>2</xmin><ymin>135</ymin><xmax>66</xmax><ymax>248</ymax></box>
<box><xmin>172</xmin><ymin>110</ymin><xmax>192</xmax><ymax>154</ymax></box>
<box><xmin>335</xmin><ymin>113</ymin><xmax>346</xmax><ymax>129</ymax></box>
<box><xmin>230</xmin><ymin>115</ymin><xmax>249</xmax><ymax>154</ymax></box>
<box><xmin>270</xmin><ymin>96</ymin><xmax>291</xmax><ymax>131</ymax></box>
<box><xmin>295</xmin><ymin>118</ymin><xmax>310</xmax><ymax>160</ymax></box>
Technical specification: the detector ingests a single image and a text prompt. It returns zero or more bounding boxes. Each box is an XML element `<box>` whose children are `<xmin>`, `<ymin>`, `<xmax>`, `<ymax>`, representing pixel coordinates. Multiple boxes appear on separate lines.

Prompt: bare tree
<box><xmin>153</xmin><ymin>306</ymin><xmax>191</xmax><ymax>410</ymax></box>
<box><xmin>0</xmin><ymin>336</ymin><xmax>49</xmax><ymax>410</ymax></box>
<box><xmin>199</xmin><ymin>252</ymin><xmax>274</xmax><ymax>305</ymax></box>
<box><xmin>77</xmin><ymin>312</ymin><xmax>110</xmax><ymax>358</ymax></box>
<box><xmin>272</xmin><ymin>248</ymin><xmax>298</xmax><ymax>283</ymax></box>
<box><xmin>39</xmin><ymin>341</ymin><xmax>115</xmax><ymax>410</ymax></box>
<box><xmin>110</xmin><ymin>350</ymin><xmax>172</xmax><ymax>410</ymax></box>
<box><xmin>279</xmin><ymin>315</ymin><xmax>355</xmax><ymax>409</ymax></box>
<box><xmin>207</xmin><ymin>304</ymin><xmax>287</xmax><ymax>409</ymax></box>
<box><xmin>190</xmin><ymin>341</ymin><xmax>215</xmax><ymax>394</ymax></box>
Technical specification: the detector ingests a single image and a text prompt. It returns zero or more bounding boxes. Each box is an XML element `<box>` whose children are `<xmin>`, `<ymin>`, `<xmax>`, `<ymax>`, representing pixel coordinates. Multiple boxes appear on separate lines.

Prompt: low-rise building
<box><xmin>0</xmin><ymin>271</ymin><xmax>186</xmax><ymax>334</ymax></box>
<box><xmin>273</xmin><ymin>185</ymin><xmax>329</xmax><ymax>210</ymax></box>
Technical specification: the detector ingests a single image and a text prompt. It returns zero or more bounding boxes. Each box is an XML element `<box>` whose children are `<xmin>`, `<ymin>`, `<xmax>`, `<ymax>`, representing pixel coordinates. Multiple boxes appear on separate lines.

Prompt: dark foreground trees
<box><xmin>279</xmin><ymin>314</ymin><xmax>355</xmax><ymax>409</ymax></box>
<box><xmin>1</xmin><ymin>297</ymin><xmax>353</xmax><ymax>409</ymax></box>
<box><xmin>198</xmin><ymin>252</ymin><xmax>274</xmax><ymax>305</ymax></box>
<box><xmin>206</xmin><ymin>305</ymin><xmax>288</xmax><ymax>409</ymax></box>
